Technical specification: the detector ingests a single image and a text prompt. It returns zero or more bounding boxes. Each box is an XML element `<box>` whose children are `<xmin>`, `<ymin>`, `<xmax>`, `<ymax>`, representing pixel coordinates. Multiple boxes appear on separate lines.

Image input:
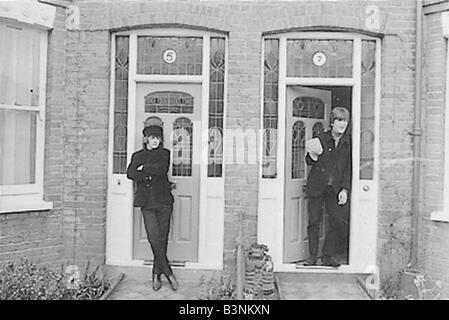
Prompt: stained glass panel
<box><xmin>113</xmin><ymin>36</ymin><xmax>129</xmax><ymax>174</ymax></box>
<box><xmin>360</xmin><ymin>40</ymin><xmax>376</xmax><ymax>180</ymax></box>
<box><xmin>262</xmin><ymin>39</ymin><xmax>279</xmax><ymax>178</ymax></box>
<box><xmin>287</xmin><ymin>39</ymin><xmax>353</xmax><ymax>78</ymax></box>
<box><xmin>208</xmin><ymin>37</ymin><xmax>225</xmax><ymax>177</ymax></box>
<box><xmin>292</xmin><ymin>97</ymin><xmax>325</xmax><ymax>119</ymax></box>
<box><xmin>172</xmin><ymin>117</ymin><xmax>193</xmax><ymax>177</ymax></box>
<box><xmin>144</xmin><ymin>91</ymin><xmax>193</xmax><ymax>114</ymax></box>
<box><xmin>292</xmin><ymin>121</ymin><xmax>306</xmax><ymax>179</ymax></box>
<box><xmin>137</xmin><ymin>37</ymin><xmax>202</xmax><ymax>75</ymax></box>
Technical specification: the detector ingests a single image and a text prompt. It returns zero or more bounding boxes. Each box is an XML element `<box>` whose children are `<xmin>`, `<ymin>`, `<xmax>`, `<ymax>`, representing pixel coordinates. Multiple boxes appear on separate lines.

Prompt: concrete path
<box><xmin>276</xmin><ymin>272</ymin><xmax>370</xmax><ymax>300</ymax></box>
<box><xmin>104</xmin><ymin>266</ymin><xmax>222</xmax><ymax>300</ymax></box>
<box><xmin>104</xmin><ymin>266</ymin><xmax>370</xmax><ymax>300</ymax></box>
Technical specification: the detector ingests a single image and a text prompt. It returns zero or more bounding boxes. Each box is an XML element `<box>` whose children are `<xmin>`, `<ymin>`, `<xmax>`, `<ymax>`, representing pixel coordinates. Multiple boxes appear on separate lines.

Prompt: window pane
<box><xmin>208</xmin><ymin>37</ymin><xmax>225</xmax><ymax>177</ymax></box>
<box><xmin>172</xmin><ymin>117</ymin><xmax>193</xmax><ymax>177</ymax></box>
<box><xmin>113</xmin><ymin>36</ymin><xmax>129</xmax><ymax>174</ymax></box>
<box><xmin>291</xmin><ymin>120</ymin><xmax>305</xmax><ymax>179</ymax></box>
<box><xmin>262</xmin><ymin>39</ymin><xmax>279</xmax><ymax>178</ymax></box>
<box><xmin>0</xmin><ymin>109</ymin><xmax>36</xmax><ymax>185</ymax></box>
<box><xmin>360</xmin><ymin>40</ymin><xmax>376</xmax><ymax>180</ymax></box>
<box><xmin>287</xmin><ymin>39</ymin><xmax>353</xmax><ymax>78</ymax></box>
<box><xmin>137</xmin><ymin>37</ymin><xmax>202</xmax><ymax>75</ymax></box>
<box><xmin>144</xmin><ymin>91</ymin><xmax>194</xmax><ymax>114</ymax></box>
<box><xmin>0</xmin><ymin>23</ymin><xmax>40</xmax><ymax>107</ymax></box>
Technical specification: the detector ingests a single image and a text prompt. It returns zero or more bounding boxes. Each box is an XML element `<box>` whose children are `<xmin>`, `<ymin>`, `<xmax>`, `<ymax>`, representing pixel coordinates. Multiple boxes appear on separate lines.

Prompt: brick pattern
<box><xmin>63</xmin><ymin>29</ymin><xmax>110</xmax><ymax>266</ymax></box>
<box><xmin>420</xmin><ymin>10</ymin><xmax>449</xmax><ymax>297</ymax></box>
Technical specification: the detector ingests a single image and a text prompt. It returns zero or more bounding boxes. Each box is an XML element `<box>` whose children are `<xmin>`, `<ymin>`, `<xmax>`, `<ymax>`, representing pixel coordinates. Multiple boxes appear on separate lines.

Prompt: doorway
<box><xmin>283</xmin><ymin>85</ymin><xmax>352</xmax><ymax>266</ymax></box>
<box><xmin>133</xmin><ymin>83</ymin><xmax>201</xmax><ymax>262</ymax></box>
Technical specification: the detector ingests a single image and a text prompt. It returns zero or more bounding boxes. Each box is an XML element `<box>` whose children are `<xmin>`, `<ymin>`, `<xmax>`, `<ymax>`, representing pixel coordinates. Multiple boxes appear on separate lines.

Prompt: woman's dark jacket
<box><xmin>126</xmin><ymin>146</ymin><xmax>174</xmax><ymax>208</ymax></box>
<box><xmin>305</xmin><ymin>130</ymin><xmax>352</xmax><ymax>197</ymax></box>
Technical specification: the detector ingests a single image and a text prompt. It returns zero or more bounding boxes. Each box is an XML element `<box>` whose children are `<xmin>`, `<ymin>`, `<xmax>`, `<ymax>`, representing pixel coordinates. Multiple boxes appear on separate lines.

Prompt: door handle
<box><xmin>362</xmin><ymin>185</ymin><xmax>370</xmax><ymax>192</ymax></box>
<box><xmin>302</xmin><ymin>185</ymin><xmax>306</xmax><ymax>192</ymax></box>
<box><xmin>170</xmin><ymin>180</ymin><xmax>177</xmax><ymax>190</ymax></box>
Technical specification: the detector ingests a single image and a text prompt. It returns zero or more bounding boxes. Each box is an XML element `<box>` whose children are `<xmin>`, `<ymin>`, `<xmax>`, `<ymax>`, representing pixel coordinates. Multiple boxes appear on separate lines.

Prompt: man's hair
<box><xmin>330</xmin><ymin>106</ymin><xmax>350</xmax><ymax>124</ymax></box>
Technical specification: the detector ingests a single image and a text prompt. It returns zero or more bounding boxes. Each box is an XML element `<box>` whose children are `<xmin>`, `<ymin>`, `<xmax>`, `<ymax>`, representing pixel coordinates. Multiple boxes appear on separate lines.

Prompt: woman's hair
<box><xmin>330</xmin><ymin>106</ymin><xmax>350</xmax><ymax>124</ymax></box>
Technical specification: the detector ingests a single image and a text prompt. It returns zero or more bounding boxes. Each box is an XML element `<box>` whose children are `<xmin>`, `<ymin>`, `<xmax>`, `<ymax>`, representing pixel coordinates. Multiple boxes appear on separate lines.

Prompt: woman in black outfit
<box><xmin>126</xmin><ymin>125</ymin><xmax>178</xmax><ymax>291</ymax></box>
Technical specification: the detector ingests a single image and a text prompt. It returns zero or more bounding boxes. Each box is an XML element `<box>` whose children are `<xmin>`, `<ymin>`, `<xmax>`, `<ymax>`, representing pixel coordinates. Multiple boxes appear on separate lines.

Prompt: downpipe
<box><xmin>409</xmin><ymin>0</ymin><xmax>423</xmax><ymax>268</ymax></box>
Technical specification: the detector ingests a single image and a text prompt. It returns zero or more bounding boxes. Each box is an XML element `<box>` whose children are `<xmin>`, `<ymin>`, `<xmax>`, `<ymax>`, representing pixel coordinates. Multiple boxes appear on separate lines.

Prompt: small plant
<box><xmin>198</xmin><ymin>271</ymin><xmax>237</xmax><ymax>300</ymax></box>
<box><xmin>0</xmin><ymin>259</ymin><xmax>110</xmax><ymax>300</ymax></box>
<box><xmin>377</xmin><ymin>268</ymin><xmax>444</xmax><ymax>300</ymax></box>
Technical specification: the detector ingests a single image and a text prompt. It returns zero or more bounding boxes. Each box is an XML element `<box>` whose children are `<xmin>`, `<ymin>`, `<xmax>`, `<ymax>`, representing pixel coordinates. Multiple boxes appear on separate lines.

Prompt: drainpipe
<box><xmin>410</xmin><ymin>0</ymin><xmax>423</xmax><ymax>268</ymax></box>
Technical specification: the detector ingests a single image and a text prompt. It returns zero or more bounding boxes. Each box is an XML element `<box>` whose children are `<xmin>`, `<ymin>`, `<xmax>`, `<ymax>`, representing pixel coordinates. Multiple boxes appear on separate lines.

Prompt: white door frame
<box><xmin>258</xmin><ymin>32</ymin><xmax>381</xmax><ymax>273</ymax></box>
<box><xmin>106</xmin><ymin>29</ymin><xmax>227</xmax><ymax>269</ymax></box>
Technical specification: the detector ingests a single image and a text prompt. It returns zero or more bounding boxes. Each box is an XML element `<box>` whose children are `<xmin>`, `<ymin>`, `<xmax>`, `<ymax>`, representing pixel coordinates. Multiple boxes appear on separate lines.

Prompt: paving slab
<box><xmin>104</xmin><ymin>266</ymin><xmax>222</xmax><ymax>300</ymax></box>
<box><xmin>276</xmin><ymin>272</ymin><xmax>370</xmax><ymax>300</ymax></box>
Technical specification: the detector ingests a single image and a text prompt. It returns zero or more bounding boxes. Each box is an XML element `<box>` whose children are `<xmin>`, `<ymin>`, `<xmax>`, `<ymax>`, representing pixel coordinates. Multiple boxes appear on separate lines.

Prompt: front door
<box><xmin>283</xmin><ymin>86</ymin><xmax>331</xmax><ymax>263</ymax></box>
<box><xmin>133</xmin><ymin>83</ymin><xmax>201</xmax><ymax>263</ymax></box>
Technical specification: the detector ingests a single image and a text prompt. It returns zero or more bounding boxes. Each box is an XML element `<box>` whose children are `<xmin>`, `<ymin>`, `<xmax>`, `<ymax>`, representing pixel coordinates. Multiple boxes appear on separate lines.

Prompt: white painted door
<box><xmin>283</xmin><ymin>86</ymin><xmax>331</xmax><ymax>263</ymax></box>
<box><xmin>133</xmin><ymin>83</ymin><xmax>201</xmax><ymax>262</ymax></box>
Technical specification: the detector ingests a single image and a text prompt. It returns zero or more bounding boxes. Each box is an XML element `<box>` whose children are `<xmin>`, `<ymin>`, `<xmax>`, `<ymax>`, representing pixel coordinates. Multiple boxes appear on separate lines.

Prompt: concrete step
<box><xmin>275</xmin><ymin>272</ymin><xmax>371</xmax><ymax>300</ymax></box>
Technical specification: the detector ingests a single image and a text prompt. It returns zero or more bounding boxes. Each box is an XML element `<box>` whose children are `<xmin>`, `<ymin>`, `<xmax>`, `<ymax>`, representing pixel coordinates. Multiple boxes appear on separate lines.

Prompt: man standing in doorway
<box><xmin>303</xmin><ymin>107</ymin><xmax>352</xmax><ymax>267</ymax></box>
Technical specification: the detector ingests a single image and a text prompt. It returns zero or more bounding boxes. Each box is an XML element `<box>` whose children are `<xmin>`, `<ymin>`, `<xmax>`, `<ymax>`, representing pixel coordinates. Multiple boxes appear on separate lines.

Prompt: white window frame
<box><xmin>0</xmin><ymin>19</ymin><xmax>52</xmax><ymax>214</ymax></box>
<box><xmin>431</xmin><ymin>37</ymin><xmax>449</xmax><ymax>222</ymax></box>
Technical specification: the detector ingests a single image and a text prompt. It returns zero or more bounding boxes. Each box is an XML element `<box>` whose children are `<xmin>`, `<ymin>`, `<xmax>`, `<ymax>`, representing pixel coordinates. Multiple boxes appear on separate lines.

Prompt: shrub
<box><xmin>0</xmin><ymin>260</ymin><xmax>110</xmax><ymax>300</ymax></box>
<box><xmin>198</xmin><ymin>271</ymin><xmax>236</xmax><ymax>300</ymax></box>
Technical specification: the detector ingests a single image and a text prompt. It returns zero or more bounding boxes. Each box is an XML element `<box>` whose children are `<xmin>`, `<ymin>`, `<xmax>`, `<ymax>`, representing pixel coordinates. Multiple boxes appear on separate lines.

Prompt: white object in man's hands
<box><xmin>305</xmin><ymin>138</ymin><xmax>323</xmax><ymax>158</ymax></box>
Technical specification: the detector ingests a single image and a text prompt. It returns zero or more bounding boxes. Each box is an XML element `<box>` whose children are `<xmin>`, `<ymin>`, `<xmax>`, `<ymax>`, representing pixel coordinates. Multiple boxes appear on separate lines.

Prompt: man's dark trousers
<box><xmin>307</xmin><ymin>186</ymin><xmax>349</xmax><ymax>258</ymax></box>
<box><xmin>141</xmin><ymin>204</ymin><xmax>173</xmax><ymax>276</ymax></box>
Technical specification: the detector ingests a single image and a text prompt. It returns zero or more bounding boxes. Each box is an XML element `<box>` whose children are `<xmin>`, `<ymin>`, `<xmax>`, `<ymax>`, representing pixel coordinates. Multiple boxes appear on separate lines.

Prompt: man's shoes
<box><xmin>321</xmin><ymin>255</ymin><xmax>341</xmax><ymax>268</ymax></box>
<box><xmin>166</xmin><ymin>274</ymin><xmax>179</xmax><ymax>291</ymax></box>
<box><xmin>152</xmin><ymin>274</ymin><xmax>162</xmax><ymax>291</ymax></box>
<box><xmin>303</xmin><ymin>256</ymin><xmax>318</xmax><ymax>266</ymax></box>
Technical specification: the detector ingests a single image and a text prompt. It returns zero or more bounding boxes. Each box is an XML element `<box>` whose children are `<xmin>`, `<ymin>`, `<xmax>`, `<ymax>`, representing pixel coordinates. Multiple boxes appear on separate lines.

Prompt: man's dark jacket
<box><xmin>126</xmin><ymin>146</ymin><xmax>174</xmax><ymax>207</ymax></box>
<box><xmin>305</xmin><ymin>130</ymin><xmax>352</xmax><ymax>197</ymax></box>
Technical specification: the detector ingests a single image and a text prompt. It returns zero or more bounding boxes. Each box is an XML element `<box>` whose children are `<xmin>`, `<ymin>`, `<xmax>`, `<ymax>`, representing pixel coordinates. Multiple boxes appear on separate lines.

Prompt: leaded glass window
<box><xmin>360</xmin><ymin>40</ymin><xmax>376</xmax><ymax>180</ymax></box>
<box><xmin>291</xmin><ymin>121</ymin><xmax>305</xmax><ymax>179</ymax></box>
<box><xmin>172</xmin><ymin>117</ymin><xmax>193</xmax><ymax>177</ymax></box>
<box><xmin>287</xmin><ymin>39</ymin><xmax>353</xmax><ymax>78</ymax></box>
<box><xmin>137</xmin><ymin>37</ymin><xmax>202</xmax><ymax>75</ymax></box>
<box><xmin>262</xmin><ymin>39</ymin><xmax>279</xmax><ymax>178</ymax></box>
<box><xmin>208</xmin><ymin>37</ymin><xmax>225</xmax><ymax>177</ymax></box>
<box><xmin>292</xmin><ymin>97</ymin><xmax>325</xmax><ymax>119</ymax></box>
<box><xmin>312</xmin><ymin>122</ymin><xmax>324</xmax><ymax>138</ymax></box>
<box><xmin>113</xmin><ymin>35</ymin><xmax>129</xmax><ymax>174</ymax></box>
<box><xmin>144</xmin><ymin>91</ymin><xmax>193</xmax><ymax>114</ymax></box>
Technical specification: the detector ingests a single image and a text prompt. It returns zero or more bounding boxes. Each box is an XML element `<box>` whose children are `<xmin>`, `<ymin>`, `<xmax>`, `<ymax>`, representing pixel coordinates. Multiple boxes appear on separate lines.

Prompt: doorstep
<box><xmin>275</xmin><ymin>272</ymin><xmax>371</xmax><ymax>300</ymax></box>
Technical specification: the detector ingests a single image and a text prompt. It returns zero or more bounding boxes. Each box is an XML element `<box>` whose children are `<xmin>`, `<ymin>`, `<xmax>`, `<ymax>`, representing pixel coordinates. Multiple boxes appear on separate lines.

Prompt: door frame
<box><xmin>257</xmin><ymin>32</ymin><xmax>381</xmax><ymax>273</ymax></box>
<box><xmin>106</xmin><ymin>29</ymin><xmax>227</xmax><ymax>269</ymax></box>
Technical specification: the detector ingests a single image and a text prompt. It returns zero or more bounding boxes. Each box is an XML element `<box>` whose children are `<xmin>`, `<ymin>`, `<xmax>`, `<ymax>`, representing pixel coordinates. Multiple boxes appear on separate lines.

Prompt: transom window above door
<box><xmin>287</xmin><ymin>39</ymin><xmax>353</xmax><ymax>78</ymax></box>
<box><xmin>137</xmin><ymin>36</ymin><xmax>203</xmax><ymax>75</ymax></box>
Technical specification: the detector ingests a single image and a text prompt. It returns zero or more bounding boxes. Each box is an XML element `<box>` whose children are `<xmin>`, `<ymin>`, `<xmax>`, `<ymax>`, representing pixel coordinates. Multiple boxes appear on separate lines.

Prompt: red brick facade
<box><xmin>1</xmin><ymin>0</ymin><xmax>448</xmax><ymax>297</ymax></box>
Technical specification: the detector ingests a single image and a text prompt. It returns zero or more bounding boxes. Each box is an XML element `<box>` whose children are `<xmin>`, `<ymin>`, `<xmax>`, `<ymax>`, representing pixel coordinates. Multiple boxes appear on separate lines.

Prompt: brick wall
<box><xmin>420</xmin><ymin>8</ymin><xmax>449</xmax><ymax>297</ymax></box>
<box><xmin>62</xmin><ymin>28</ymin><xmax>110</xmax><ymax>266</ymax></box>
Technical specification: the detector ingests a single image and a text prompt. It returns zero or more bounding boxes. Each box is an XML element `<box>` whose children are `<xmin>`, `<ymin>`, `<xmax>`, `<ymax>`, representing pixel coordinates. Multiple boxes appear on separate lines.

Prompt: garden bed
<box><xmin>0</xmin><ymin>259</ymin><xmax>117</xmax><ymax>300</ymax></box>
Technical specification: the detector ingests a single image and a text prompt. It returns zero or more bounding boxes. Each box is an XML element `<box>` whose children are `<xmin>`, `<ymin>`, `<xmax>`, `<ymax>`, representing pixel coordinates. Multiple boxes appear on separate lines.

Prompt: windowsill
<box><xmin>0</xmin><ymin>200</ymin><xmax>53</xmax><ymax>215</ymax></box>
<box><xmin>430</xmin><ymin>210</ymin><xmax>449</xmax><ymax>223</ymax></box>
